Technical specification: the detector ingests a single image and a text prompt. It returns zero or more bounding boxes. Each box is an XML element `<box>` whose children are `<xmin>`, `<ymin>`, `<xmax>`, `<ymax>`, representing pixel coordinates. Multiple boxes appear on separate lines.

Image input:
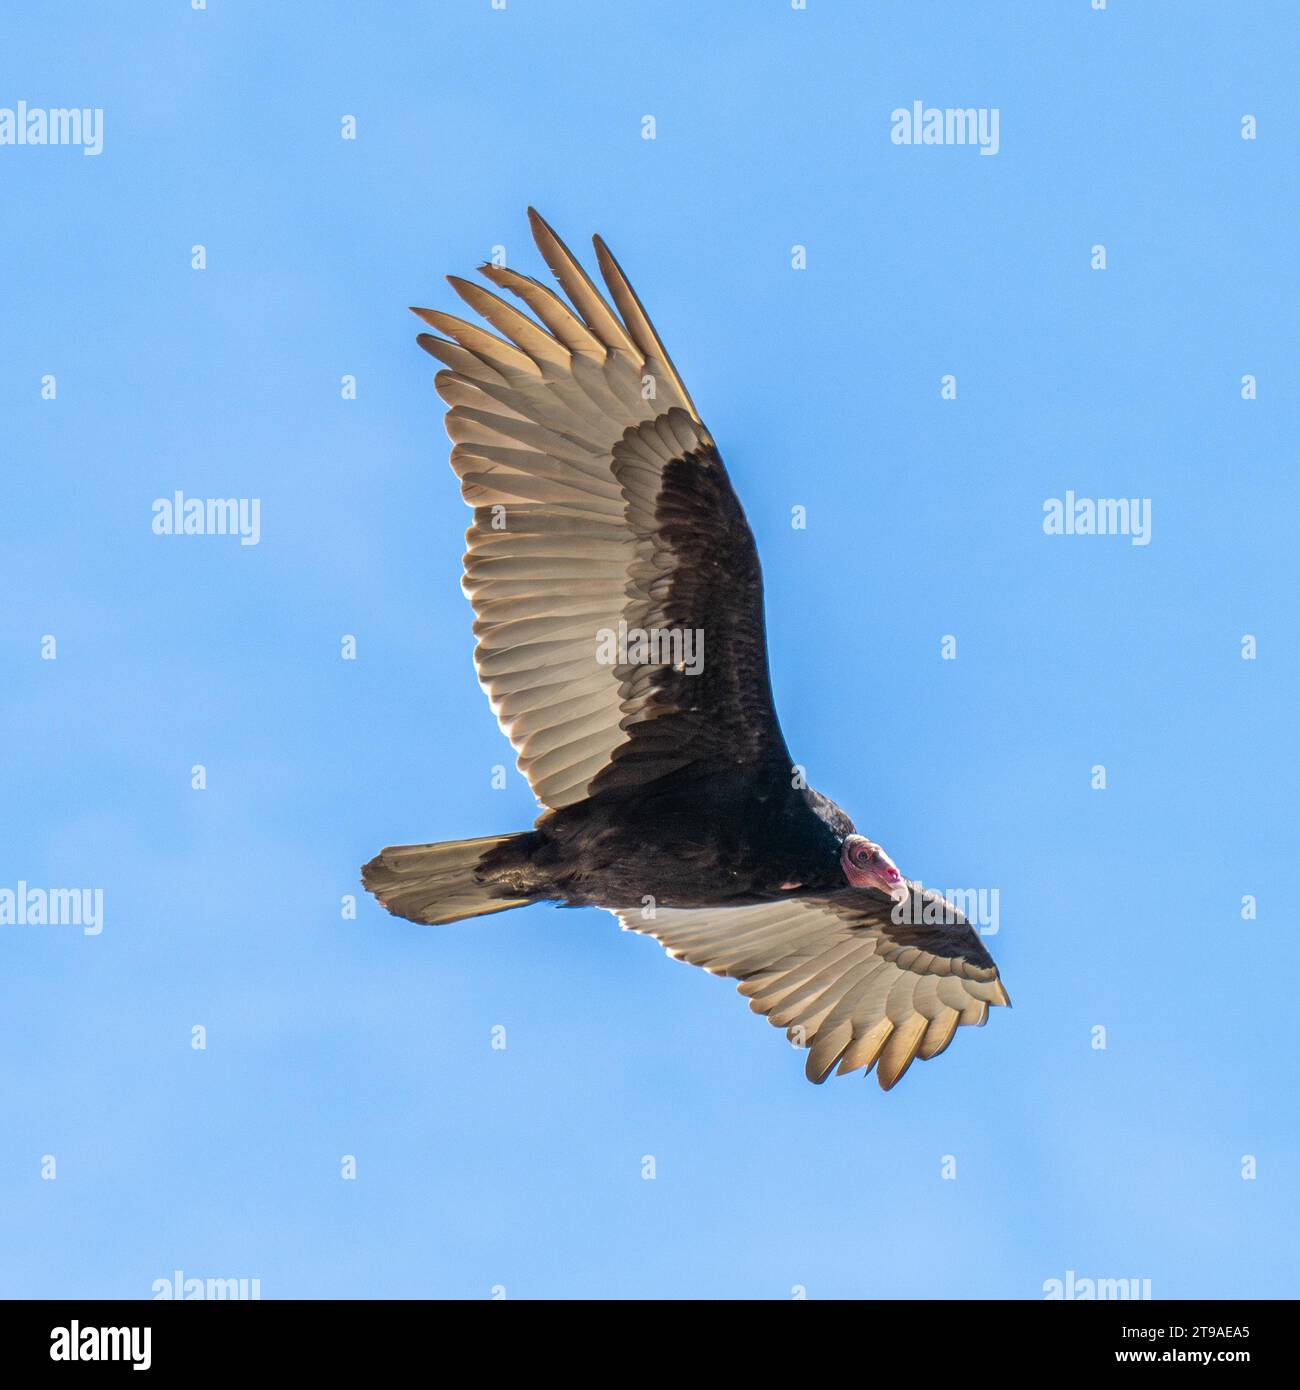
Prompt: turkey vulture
<box><xmin>363</xmin><ymin>209</ymin><xmax>1009</xmax><ymax>1090</ymax></box>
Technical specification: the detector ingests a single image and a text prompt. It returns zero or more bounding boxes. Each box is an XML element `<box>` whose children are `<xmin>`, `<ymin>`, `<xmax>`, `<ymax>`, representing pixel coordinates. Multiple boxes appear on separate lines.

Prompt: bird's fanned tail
<box><xmin>362</xmin><ymin>833</ymin><xmax>534</xmax><ymax>926</ymax></box>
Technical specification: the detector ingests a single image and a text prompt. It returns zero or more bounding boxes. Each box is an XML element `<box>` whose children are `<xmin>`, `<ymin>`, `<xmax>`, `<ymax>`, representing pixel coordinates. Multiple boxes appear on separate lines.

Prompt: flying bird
<box><xmin>363</xmin><ymin>209</ymin><xmax>1008</xmax><ymax>1090</ymax></box>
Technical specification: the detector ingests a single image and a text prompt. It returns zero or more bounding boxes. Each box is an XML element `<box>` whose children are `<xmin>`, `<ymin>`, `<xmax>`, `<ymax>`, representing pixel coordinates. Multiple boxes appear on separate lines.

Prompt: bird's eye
<box><xmin>850</xmin><ymin>842</ymin><xmax>875</xmax><ymax>868</ymax></box>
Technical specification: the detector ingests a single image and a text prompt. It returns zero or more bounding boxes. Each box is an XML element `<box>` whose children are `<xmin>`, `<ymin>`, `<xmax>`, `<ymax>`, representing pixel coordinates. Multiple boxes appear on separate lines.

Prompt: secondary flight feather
<box><xmin>363</xmin><ymin>208</ymin><xmax>1009</xmax><ymax>1091</ymax></box>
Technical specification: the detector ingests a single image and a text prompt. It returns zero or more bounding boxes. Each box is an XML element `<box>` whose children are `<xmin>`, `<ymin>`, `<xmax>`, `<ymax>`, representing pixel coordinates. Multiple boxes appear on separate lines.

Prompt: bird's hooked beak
<box><xmin>841</xmin><ymin>835</ymin><xmax>909</xmax><ymax>904</ymax></box>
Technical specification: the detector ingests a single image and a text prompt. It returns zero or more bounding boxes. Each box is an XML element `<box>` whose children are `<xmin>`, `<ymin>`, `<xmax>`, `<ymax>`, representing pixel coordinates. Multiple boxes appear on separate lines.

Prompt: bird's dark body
<box><xmin>465</xmin><ymin>429</ymin><xmax>859</xmax><ymax>912</ymax></box>
<box><xmin>480</xmin><ymin>770</ymin><xmax>854</xmax><ymax>911</ymax></box>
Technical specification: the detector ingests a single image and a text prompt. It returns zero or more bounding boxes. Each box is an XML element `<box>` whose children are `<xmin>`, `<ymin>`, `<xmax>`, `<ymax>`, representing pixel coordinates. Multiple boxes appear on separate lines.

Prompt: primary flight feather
<box><xmin>363</xmin><ymin>208</ymin><xmax>1008</xmax><ymax>1091</ymax></box>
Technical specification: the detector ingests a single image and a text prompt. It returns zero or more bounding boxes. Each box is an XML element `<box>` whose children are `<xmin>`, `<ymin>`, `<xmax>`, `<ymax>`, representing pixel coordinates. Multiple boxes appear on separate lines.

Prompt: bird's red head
<box><xmin>841</xmin><ymin>835</ymin><xmax>908</xmax><ymax>903</ymax></box>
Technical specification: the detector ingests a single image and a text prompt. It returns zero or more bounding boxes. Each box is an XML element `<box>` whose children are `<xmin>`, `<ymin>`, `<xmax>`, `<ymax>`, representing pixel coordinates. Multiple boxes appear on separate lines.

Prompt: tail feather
<box><xmin>362</xmin><ymin>832</ymin><xmax>534</xmax><ymax>925</ymax></box>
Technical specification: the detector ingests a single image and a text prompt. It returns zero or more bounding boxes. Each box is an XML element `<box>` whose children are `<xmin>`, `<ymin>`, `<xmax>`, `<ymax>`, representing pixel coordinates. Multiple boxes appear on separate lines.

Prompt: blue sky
<box><xmin>2</xmin><ymin>1</ymin><xmax>1296</xmax><ymax>1299</ymax></box>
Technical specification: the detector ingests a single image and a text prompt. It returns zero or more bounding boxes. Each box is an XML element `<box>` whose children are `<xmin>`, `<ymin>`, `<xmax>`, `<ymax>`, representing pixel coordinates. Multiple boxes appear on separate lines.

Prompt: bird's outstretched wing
<box><xmin>414</xmin><ymin>209</ymin><xmax>790</xmax><ymax>810</ymax></box>
<box><xmin>615</xmin><ymin>889</ymin><xmax>1009</xmax><ymax>1090</ymax></box>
